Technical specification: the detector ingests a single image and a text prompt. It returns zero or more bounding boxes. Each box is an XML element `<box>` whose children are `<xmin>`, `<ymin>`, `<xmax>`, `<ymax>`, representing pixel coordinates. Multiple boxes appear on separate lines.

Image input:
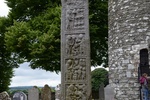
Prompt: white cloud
<box><xmin>11</xmin><ymin>63</ymin><xmax>61</xmax><ymax>87</ymax></box>
<box><xmin>0</xmin><ymin>0</ymin><xmax>10</xmax><ymax>17</ymax></box>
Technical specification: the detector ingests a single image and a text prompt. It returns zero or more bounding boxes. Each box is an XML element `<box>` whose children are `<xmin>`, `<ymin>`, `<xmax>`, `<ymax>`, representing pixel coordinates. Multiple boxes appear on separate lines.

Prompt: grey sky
<box><xmin>11</xmin><ymin>63</ymin><xmax>61</xmax><ymax>87</ymax></box>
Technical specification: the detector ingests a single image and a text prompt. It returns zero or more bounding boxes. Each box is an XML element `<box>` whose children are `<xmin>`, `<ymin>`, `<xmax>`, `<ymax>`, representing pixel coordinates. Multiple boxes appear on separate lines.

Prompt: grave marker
<box><xmin>0</xmin><ymin>91</ymin><xmax>11</xmax><ymax>100</ymax></box>
<box><xmin>13</xmin><ymin>91</ymin><xmax>27</xmax><ymax>100</ymax></box>
<box><xmin>99</xmin><ymin>84</ymin><xmax>104</xmax><ymax>100</ymax></box>
<box><xmin>104</xmin><ymin>85</ymin><xmax>114</xmax><ymax>100</ymax></box>
<box><xmin>28</xmin><ymin>86</ymin><xmax>39</xmax><ymax>100</ymax></box>
<box><xmin>41</xmin><ymin>84</ymin><xmax>51</xmax><ymax>100</ymax></box>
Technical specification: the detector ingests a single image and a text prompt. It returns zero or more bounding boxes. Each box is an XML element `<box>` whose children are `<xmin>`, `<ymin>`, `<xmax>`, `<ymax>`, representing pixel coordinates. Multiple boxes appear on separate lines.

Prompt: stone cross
<box><xmin>28</xmin><ymin>86</ymin><xmax>39</xmax><ymax>100</ymax></box>
<box><xmin>61</xmin><ymin>0</ymin><xmax>91</xmax><ymax>99</ymax></box>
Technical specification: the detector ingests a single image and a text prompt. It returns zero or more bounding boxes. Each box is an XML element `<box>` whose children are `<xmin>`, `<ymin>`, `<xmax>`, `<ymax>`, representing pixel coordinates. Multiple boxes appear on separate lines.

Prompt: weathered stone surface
<box><xmin>99</xmin><ymin>84</ymin><xmax>104</xmax><ymax>100</ymax></box>
<box><xmin>41</xmin><ymin>84</ymin><xmax>51</xmax><ymax>100</ymax></box>
<box><xmin>109</xmin><ymin>0</ymin><xmax>150</xmax><ymax>99</ymax></box>
<box><xmin>104</xmin><ymin>85</ymin><xmax>114</xmax><ymax>100</ymax></box>
<box><xmin>61</xmin><ymin>0</ymin><xmax>91</xmax><ymax>99</ymax></box>
<box><xmin>55</xmin><ymin>84</ymin><xmax>61</xmax><ymax>100</ymax></box>
<box><xmin>13</xmin><ymin>91</ymin><xmax>27</xmax><ymax>100</ymax></box>
<box><xmin>28</xmin><ymin>86</ymin><xmax>39</xmax><ymax>100</ymax></box>
<box><xmin>0</xmin><ymin>91</ymin><xmax>11</xmax><ymax>100</ymax></box>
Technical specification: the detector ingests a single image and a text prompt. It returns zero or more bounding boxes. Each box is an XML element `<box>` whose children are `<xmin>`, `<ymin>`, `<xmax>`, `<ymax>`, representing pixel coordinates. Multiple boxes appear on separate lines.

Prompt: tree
<box><xmin>91</xmin><ymin>68</ymin><xmax>109</xmax><ymax>91</ymax></box>
<box><xmin>0</xmin><ymin>17</ymin><xmax>18</xmax><ymax>92</ymax></box>
<box><xmin>5</xmin><ymin>7</ymin><xmax>61</xmax><ymax>72</ymax></box>
<box><xmin>4</xmin><ymin>0</ymin><xmax>108</xmax><ymax>72</ymax></box>
<box><xmin>89</xmin><ymin>0</ymin><xmax>108</xmax><ymax>67</ymax></box>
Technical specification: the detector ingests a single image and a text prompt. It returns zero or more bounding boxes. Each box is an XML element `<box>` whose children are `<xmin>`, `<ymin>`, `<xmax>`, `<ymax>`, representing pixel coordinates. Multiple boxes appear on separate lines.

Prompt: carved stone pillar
<box><xmin>61</xmin><ymin>0</ymin><xmax>91</xmax><ymax>100</ymax></box>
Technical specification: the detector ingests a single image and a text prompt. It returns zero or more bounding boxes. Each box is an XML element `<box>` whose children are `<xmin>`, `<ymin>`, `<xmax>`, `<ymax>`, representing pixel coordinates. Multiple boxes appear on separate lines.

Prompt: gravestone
<box><xmin>61</xmin><ymin>0</ymin><xmax>91</xmax><ymax>99</ymax></box>
<box><xmin>0</xmin><ymin>91</ymin><xmax>11</xmax><ymax>100</ymax></box>
<box><xmin>28</xmin><ymin>86</ymin><xmax>39</xmax><ymax>100</ymax></box>
<box><xmin>55</xmin><ymin>84</ymin><xmax>61</xmax><ymax>100</ymax></box>
<box><xmin>99</xmin><ymin>84</ymin><xmax>104</xmax><ymax>100</ymax></box>
<box><xmin>104</xmin><ymin>85</ymin><xmax>114</xmax><ymax>100</ymax></box>
<box><xmin>13</xmin><ymin>91</ymin><xmax>27</xmax><ymax>100</ymax></box>
<box><xmin>41</xmin><ymin>84</ymin><xmax>51</xmax><ymax>100</ymax></box>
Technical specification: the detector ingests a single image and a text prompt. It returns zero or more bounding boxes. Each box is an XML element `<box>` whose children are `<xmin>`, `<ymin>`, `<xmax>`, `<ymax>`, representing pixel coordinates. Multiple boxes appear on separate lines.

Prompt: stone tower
<box><xmin>109</xmin><ymin>0</ymin><xmax>150</xmax><ymax>99</ymax></box>
<box><xmin>61</xmin><ymin>0</ymin><xmax>91</xmax><ymax>100</ymax></box>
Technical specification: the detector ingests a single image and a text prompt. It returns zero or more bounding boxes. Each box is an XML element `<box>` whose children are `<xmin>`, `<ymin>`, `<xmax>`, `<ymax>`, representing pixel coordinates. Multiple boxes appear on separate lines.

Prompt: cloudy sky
<box><xmin>11</xmin><ymin>63</ymin><xmax>61</xmax><ymax>87</ymax></box>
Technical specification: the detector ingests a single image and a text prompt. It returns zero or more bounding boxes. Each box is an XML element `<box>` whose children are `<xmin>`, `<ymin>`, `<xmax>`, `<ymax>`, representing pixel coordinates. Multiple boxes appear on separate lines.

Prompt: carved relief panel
<box><xmin>66</xmin><ymin>8</ymin><xmax>85</xmax><ymax>30</ymax></box>
<box><xmin>65</xmin><ymin>58</ymin><xmax>86</xmax><ymax>81</ymax></box>
<box><xmin>66</xmin><ymin>0</ymin><xmax>84</xmax><ymax>7</ymax></box>
<box><xmin>65</xmin><ymin>33</ymin><xmax>85</xmax><ymax>56</ymax></box>
<box><xmin>66</xmin><ymin>84</ymin><xmax>87</xmax><ymax>100</ymax></box>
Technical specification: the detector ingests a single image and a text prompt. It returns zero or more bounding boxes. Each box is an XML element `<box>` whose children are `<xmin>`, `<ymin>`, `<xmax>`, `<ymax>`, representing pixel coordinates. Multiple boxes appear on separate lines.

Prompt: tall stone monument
<box><xmin>109</xmin><ymin>0</ymin><xmax>150</xmax><ymax>99</ymax></box>
<box><xmin>61</xmin><ymin>0</ymin><xmax>91</xmax><ymax>100</ymax></box>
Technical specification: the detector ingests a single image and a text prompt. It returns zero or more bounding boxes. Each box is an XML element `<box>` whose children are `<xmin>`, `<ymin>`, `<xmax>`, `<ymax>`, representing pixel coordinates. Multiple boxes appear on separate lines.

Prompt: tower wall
<box><xmin>109</xmin><ymin>0</ymin><xmax>150</xmax><ymax>99</ymax></box>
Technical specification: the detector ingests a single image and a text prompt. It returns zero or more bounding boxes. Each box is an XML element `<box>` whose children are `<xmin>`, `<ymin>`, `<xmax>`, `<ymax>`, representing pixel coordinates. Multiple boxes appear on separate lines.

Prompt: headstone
<box><xmin>13</xmin><ymin>91</ymin><xmax>27</xmax><ymax>100</ymax></box>
<box><xmin>104</xmin><ymin>85</ymin><xmax>114</xmax><ymax>100</ymax></box>
<box><xmin>28</xmin><ymin>86</ymin><xmax>39</xmax><ymax>100</ymax></box>
<box><xmin>61</xmin><ymin>0</ymin><xmax>91</xmax><ymax>99</ymax></box>
<box><xmin>0</xmin><ymin>91</ymin><xmax>11</xmax><ymax>100</ymax></box>
<box><xmin>55</xmin><ymin>84</ymin><xmax>61</xmax><ymax>100</ymax></box>
<box><xmin>99</xmin><ymin>84</ymin><xmax>105</xmax><ymax>100</ymax></box>
<box><xmin>41</xmin><ymin>84</ymin><xmax>51</xmax><ymax>100</ymax></box>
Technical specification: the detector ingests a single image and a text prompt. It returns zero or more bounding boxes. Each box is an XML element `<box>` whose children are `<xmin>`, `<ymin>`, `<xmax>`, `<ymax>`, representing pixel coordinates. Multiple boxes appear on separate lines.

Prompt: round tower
<box><xmin>109</xmin><ymin>0</ymin><xmax>150</xmax><ymax>99</ymax></box>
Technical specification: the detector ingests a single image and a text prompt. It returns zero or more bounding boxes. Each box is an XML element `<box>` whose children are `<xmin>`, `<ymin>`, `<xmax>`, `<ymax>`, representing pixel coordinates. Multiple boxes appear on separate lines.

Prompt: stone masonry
<box><xmin>61</xmin><ymin>0</ymin><xmax>91</xmax><ymax>100</ymax></box>
<box><xmin>109</xmin><ymin>0</ymin><xmax>150</xmax><ymax>100</ymax></box>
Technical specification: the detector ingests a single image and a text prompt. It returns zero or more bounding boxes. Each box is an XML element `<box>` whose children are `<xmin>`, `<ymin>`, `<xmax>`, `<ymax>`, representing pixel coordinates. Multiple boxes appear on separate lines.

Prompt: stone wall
<box><xmin>109</xmin><ymin>0</ymin><xmax>150</xmax><ymax>99</ymax></box>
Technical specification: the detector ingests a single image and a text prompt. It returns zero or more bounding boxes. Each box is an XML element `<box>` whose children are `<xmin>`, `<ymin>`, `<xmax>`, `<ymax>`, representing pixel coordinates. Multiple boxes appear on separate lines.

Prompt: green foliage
<box><xmin>89</xmin><ymin>0</ymin><xmax>108</xmax><ymax>67</ymax></box>
<box><xmin>0</xmin><ymin>17</ymin><xmax>18</xmax><ymax>92</ymax></box>
<box><xmin>6</xmin><ymin>0</ymin><xmax>61</xmax><ymax>21</ymax></box>
<box><xmin>4</xmin><ymin>0</ymin><xmax>108</xmax><ymax>72</ymax></box>
<box><xmin>5</xmin><ymin>7</ymin><xmax>61</xmax><ymax>72</ymax></box>
<box><xmin>91</xmin><ymin>68</ymin><xmax>109</xmax><ymax>91</ymax></box>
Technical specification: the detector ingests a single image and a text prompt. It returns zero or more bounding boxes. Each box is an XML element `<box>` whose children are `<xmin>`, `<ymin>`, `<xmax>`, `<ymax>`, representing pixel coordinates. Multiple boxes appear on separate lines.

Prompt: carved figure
<box><xmin>66</xmin><ymin>9</ymin><xmax>75</xmax><ymax>30</ymax></box>
<box><xmin>66</xmin><ymin>58</ymin><xmax>87</xmax><ymax>81</ymax></box>
<box><xmin>66</xmin><ymin>59</ymin><xmax>73</xmax><ymax>80</ymax></box>
<box><xmin>77</xmin><ymin>67</ymin><xmax>82</xmax><ymax>80</ymax></box>
<box><xmin>66</xmin><ymin>84</ymin><xmax>77</xmax><ymax>100</ymax></box>
<box><xmin>66</xmin><ymin>34</ymin><xmax>84</xmax><ymax>56</ymax></box>
<box><xmin>66</xmin><ymin>35</ymin><xmax>76</xmax><ymax>55</ymax></box>
<box><xmin>82</xmin><ymin>67</ymin><xmax>86</xmax><ymax>80</ymax></box>
<box><xmin>73</xmin><ymin>70</ymin><xmax>78</xmax><ymax>80</ymax></box>
<box><xmin>72</xmin><ymin>34</ymin><xmax>84</xmax><ymax>56</ymax></box>
<box><xmin>66</xmin><ymin>7</ymin><xmax>85</xmax><ymax>30</ymax></box>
